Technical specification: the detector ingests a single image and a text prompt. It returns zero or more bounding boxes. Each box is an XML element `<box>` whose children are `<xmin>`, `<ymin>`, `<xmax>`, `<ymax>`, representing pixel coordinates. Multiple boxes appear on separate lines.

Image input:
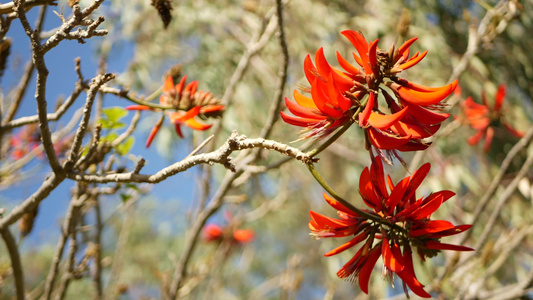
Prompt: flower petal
<box><xmin>324</xmin><ymin>230</ymin><xmax>369</xmax><ymax>257</ymax></box>
<box><xmin>367</xmin><ymin>106</ymin><xmax>408</xmax><ymax>130</ymax></box>
<box><xmin>424</xmin><ymin>240</ymin><xmax>474</xmax><ymax>251</ymax></box>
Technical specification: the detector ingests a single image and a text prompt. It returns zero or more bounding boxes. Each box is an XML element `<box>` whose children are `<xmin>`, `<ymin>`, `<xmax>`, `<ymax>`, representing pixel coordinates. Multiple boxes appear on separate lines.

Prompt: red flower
<box><xmin>339</xmin><ymin>30</ymin><xmax>457</xmax><ymax>152</ymax></box>
<box><xmin>309</xmin><ymin>157</ymin><xmax>472</xmax><ymax>298</ymax></box>
<box><xmin>280</xmin><ymin>49</ymin><xmax>355</xmax><ymax>139</ymax></box>
<box><xmin>126</xmin><ymin>76</ymin><xmax>224</xmax><ymax>147</ymax></box>
<box><xmin>202</xmin><ymin>223</ymin><xmax>254</xmax><ymax>245</ymax></box>
<box><xmin>9</xmin><ymin>124</ymin><xmax>42</xmax><ymax>159</ymax></box>
<box><xmin>463</xmin><ymin>84</ymin><xmax>524</xmax><ymax>152</ymax></box>
<box><xmin>282</xmin><ymin>30</ymin><xmax>457</xmax><ymax>154</ymax></box>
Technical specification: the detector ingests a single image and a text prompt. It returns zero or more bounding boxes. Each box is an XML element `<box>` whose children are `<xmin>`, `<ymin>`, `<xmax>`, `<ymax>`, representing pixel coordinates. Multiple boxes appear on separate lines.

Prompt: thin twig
<box><xmin>257</xmin><ymin>0</ymin><xmax>288</xmax><ymax>141</ymax></box>
<box><xmin>474</xmin><ymin>144</ymin><xmax>533</xmax><ymax>250</ymax></box>
<box><xmin>14</xmin><ymin>0</ymin><xmax>61</xmax><ymax>173</ymax></box>
<box><xmin>63</xmin><ymin>73</ymin><xmax>114</xmax><ymax>171</ymax></box>
<box><xmin>438</xmin><ymin>127</ymin><xmax>533</xmax><ymax>280</ymax></box>
<box><xmin>41</xmin><ymin>195</ymin><xmax>86</xmax><ymax>300</ymax></box>
<box><xmin>105</xmin><ymin>198</ymin><xmax>136</xmax><ymax>296</ymax></box>
<box><xmin>92</xmin><ymin>196</ymin><xmax>103</xmax><ymax>299</ymax></box>
<box><xmin>185</xmin><ymin>135</ymin><xmax>214</xmax><ymax>159</ymax></box>
<box><xmin>0</xmin><ymin>227</ymin><xmax>24</xmax><ymax>300</ymax></box>
<box><xmin>1</xmin><ymin>76</ymin><xmax>84</xmax><ymax>130</ymax></box>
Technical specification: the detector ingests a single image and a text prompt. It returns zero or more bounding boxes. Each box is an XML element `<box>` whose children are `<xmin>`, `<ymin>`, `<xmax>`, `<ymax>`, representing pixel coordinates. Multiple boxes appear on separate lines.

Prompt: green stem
<box><xmin>306</xmin><ymin>163</ymin><xmax>408</xmax><ymax>234</ymax></box>
<box><xmin>307</xmin><ymin>120</ymin><xmax>354</xmax><ymax>158</ymax></box>
<box><xmin>306</xmin><ymin>95</ymin><xmax>370</xmax><ymax>158</ymax></box>
<box><xmin>306</xmin><ymin>163</ymin><xmax>381</xmax><ymax>223</ymax></box>
<box><xmin>125</xmin><ymin>86</ymin><xmax>173</xmax><ymax>110</ymax></box>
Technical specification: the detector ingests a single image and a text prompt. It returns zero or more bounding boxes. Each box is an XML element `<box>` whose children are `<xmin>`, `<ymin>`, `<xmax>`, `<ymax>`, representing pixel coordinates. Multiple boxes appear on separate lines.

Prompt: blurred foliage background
<box><xmin>1</xmin><ymin>0</ymin><xmax>533</xmax><ymax>299</ymax></box>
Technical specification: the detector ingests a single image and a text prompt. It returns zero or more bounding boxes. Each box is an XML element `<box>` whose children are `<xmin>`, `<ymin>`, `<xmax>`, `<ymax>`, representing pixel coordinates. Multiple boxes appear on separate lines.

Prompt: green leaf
<box><xmin>115</xmin><ymin>136</ymin><xmax>135</xmax><ymax>156</ymax></box>
<box><xmin>125</xmin><ymin>183</ymin><xmax>140</xmax><ymax>191</ymax></box>
<box><xmin>99</xmin><ymin>107</ymin><xmax>128</xmax><ymax>130</ymax></box>
<box><xmin>103</xmin><ymin>107</ymin><xmax>128</xmax><ymax>123</ymax></box>
<box><xmin>120</xmin><ymin>193</ymin><xmax>132</xmax><ymax>203</ymax></box>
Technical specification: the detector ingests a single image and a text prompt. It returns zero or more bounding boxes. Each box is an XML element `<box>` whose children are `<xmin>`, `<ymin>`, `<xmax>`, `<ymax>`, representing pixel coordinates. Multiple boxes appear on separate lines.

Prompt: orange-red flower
<box><xmin>309</xmin><ymin>157</ymin><xmax>472</xmax><ymax>298</ymax></box>
<box><xmin>202</xmin><ymin>223</ymin><xmax>254</xmax><ymax>244</ymax></box>
<box><xmin>282</xmin><ymin>30</ymin><xmax>457</xmax><ymax>153</ymax></box>
<box><xmin>126</xmin><ymin>76</ymin><xmax>224</xmax><ymax>147</ymax></box>
<box><xmin>463</xmin><ymin>84</ymin><xmax>524</xmax><ymax>152</ymax></box>
<box><xmin>280</xmin><ymin>49</ymin><xmax>355</xmax><ymax>139</ymax></box>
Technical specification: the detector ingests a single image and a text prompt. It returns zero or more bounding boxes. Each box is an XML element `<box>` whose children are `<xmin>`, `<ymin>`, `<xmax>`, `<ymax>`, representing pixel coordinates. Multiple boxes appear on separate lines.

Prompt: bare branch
<box><xmin>63</xmin><ymin>72</ymin><xmax>115</xmax><ymax>171</ymax></box>
<box><xmin>257</xmin><ymin>0</ymin><xmax>289</xmax><ymax>141</ymax></box>
<box><xmin>66</xmin><ymin>132</ymin><xmax>316</xmax><ymax>184</ymax></box>
<box><xmin>41</xmin><ymin>1</ymin><xmax>107</xmax><ymax>53</ymax></box>
<box><xmin>42</xmin><ymin>195</ymin><xmax>85</xmax><ymax>300</ymax></box>
<box><xmin>0</xmin><ymin>0</ymin><xmax>55</xmax><ymax>15</ymax></box>
<box><xmin>0</xmin><ymin>173</ymin><xmax>65</xmax><ymax>231</ymax></box>
<box><xmin>0</xmin><ymin>227</ymin><xmax>24</xmax><ymax>300</ymax></box>
<box><xmin>14</xmin><ymin>0</ymin><xmax>61</xmax><ymax>172</ymax></box>
<box><xmin>474</xmin><ymin>144</ymin><xmax>533</xmax><ymax>250</ymax></box>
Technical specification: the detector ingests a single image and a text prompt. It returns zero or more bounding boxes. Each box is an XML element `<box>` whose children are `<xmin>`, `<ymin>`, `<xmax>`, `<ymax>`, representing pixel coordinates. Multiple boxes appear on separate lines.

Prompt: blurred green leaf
<box><xmin>115</xmin><ymin>136</ymin><xmax>135</xmax><ymax>156</ymax></box>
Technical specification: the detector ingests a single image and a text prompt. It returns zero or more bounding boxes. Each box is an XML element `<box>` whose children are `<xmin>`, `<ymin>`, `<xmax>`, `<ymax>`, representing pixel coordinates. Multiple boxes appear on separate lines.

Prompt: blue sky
<box><xmin>2</xmin><ymin>5</ymin><xmax>202</xmax><ymax>247</ymax></box>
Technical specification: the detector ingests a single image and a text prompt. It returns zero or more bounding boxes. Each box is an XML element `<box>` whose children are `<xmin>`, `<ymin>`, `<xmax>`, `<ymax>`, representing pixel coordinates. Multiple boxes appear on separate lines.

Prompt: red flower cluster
<box><xmin>281</xmin><ymin>30</ymin><xmax>457</xmax><ymax>154</ymax></box>
<box><xmin>463</xmin><ymin>84</ymin><xmax>524</xmax><ymax>152</ymax></box>
<box><xmin>127</xmin><ymin>76</ymin><xmax>224</xmax><ymax>147</ymax></box>
<box><xmin>309</xmin><ymin>157</ymin><xmax>472</xmax><ymax>298</ymax></box>
<box><xmin>203</xmin><ymin>223</ymin><xmax>255</xmax><ymax>245</ymax></box>
<box><xmin>9</xmin><ymin>124</ymin><xmax>41</xmax><ymax>159</ymax></box>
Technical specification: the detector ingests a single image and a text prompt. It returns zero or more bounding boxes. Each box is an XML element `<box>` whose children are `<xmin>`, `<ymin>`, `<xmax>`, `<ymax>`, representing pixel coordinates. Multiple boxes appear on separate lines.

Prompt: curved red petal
<box><xmin>285</xmin><ymin>98</ymin><xmax>326</xmax><ymax>120</ymax></box>
<box><xmin>184</xmin><ymin>118</ymin><xmax>212</xmax><ymax>131</ymax></box>
<box><xmin>367</xmin><ymin>128</ymin><xmax>410</xmax><ymax>150</ymax></box>
<box><xmin>336</xmin><ymin>51</ymin><xmax>360</xmax><ymax>75</ymax></box>
<box><xmin>483</xmin><ymin>126</ymin><xmax>494</xmax><ymax>152</ymax></box>
<box><xmin>397</xmin><ymin>80</ymin><xmax>458</xmax><ymax>106</ymax></box>
<box><xmin>398</xmin><ymin>50</ymin><xmax>428</xmax><ymax>70</ymax></box>
<box><xmin>390</xmin><ymin>121</ymin><xmax>441</xmax><ymax>139</ymax></box>
<box><xmin>315</xmin><ymin>47</ymin><xmax>332</xmax><ymax>78</ymax></box>
<box><xmin>162</xmin><ymin>76</ymin><xmax>175</xmax><ymax>94</ymax></box>
<box><xmin>200</xmin><ymin>105</ymin><xmax>225</xmax><ymax>114</ymax></box>
<box><xmin>368</xmin><ymin>106</ymin><xmax>408</xmax><ymax>130</ymax></box>
<box><xmin>494</xmin><ymin>84</ymin><xmax>506</xmax><ymax>112</ymax></box>
<box><xmin>341</xmin><ymin>30</ymin><xmax>369</xmax><ymax>66</ymax></box>
<box><xmin>357</xmin><ymin>244</ymin><xmax>382</xmax><ymax>294</ymax></box>
<box><xmin>359</xmin><ymin>93</ymin><xmax>375</xmax><ymax>126</ymax></box>
<box><xmin>280</xmin><ymin>112</ymin><xmax>321</xmax><ymax>127</ymax></box>
<box><xmin>405</xmin><ymin>104</ymin><xmax>450</xmax><ymax>125</ymax></box>
<box><xmin>410</xmin><ymin>220</ymin><xmax>455</xmax><ymax>237</ymax></box>
<box><xmin>467</xmin><ymin>129</ymin><xmax>485</xmax><ymax>146</ymax></box>
<box><xmin>424</xmin><ymin>241</ymin><xmax>474</xmax><ymax>251</ymax></box>
<box><xmin>359</xmin><ymin>167</ymin><xmax>381</xmax><ymax>210</ymax></box>
<box><xmin>323</xmin><ymin>193</ymin><xmax>358</xmax><ymax>217</ymax></box>
<box><xmin>324</xmin><ymin>231</ymin><xmax>369</xmax><ymax>256</ymax></box>
<box><xmin>126</xmin><ymin>105</ymin><xmax>151</xmax><ymax>111</ymax></box>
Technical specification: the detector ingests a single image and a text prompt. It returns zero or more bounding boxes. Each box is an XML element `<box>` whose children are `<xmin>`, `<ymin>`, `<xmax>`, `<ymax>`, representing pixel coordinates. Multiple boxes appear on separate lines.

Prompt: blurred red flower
<box><xmin>463</xmin><ymin>84</ymin><xmax>524</xmax><ymax>152</ymax></box>
<box><xmin>202</xmin><ymin>223</ymin><xmax>254</xmax><ymax>245</ymax></box>
<box><xmin>309</xmin><ymin>157</ymin><xmax>472</xmax><ymax>298</ymax></box>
